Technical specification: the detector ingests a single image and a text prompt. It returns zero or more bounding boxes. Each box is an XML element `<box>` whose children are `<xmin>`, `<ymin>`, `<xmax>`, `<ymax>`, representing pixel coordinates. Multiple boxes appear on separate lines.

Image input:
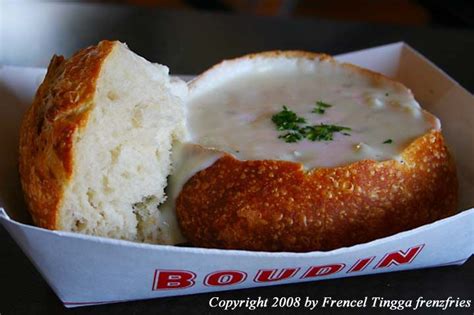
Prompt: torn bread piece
<box><xmin>19</xmin><ymin>40</ymin><xmax>187</xmax><ymax>244</ymax></box>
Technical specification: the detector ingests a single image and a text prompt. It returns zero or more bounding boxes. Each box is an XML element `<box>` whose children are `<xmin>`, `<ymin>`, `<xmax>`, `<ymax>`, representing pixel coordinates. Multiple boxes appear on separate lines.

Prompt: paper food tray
<box><xmin>0</xmin><ymin>42</ymin><xmax>473</xmax><ymax>308</ymax></box>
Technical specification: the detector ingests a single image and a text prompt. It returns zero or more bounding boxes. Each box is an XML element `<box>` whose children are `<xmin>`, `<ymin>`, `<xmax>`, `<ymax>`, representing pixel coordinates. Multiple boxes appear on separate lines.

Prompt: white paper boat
<box><xmin>1</xmin><ymin>42</ymin><xmax>472</xmax><ymax>308</ymax></box>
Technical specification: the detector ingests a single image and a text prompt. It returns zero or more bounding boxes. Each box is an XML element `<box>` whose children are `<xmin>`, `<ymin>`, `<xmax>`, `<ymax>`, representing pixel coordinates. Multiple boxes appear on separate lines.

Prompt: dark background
<box><xmin>0</xmin><ymin>1</ymin><xmax>473</xmax><ymax>314</ymax></box>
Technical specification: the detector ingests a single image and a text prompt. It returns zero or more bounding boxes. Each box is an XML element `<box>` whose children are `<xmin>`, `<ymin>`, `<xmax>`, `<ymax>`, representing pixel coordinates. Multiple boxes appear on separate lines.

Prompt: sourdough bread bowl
<box><xmin>175</xmin><ymin>51</ymin><xmax>458</xmax><ymax>252</ymax></box>
<box><xmin>19</xmin><ymin>40</ymin><xmax>187</xmax><ymax>244</ymax></box>
<box><xmin>19</xmin><ymin>43</ymin><xmax>457</xmax><ymax>251</ymax></box>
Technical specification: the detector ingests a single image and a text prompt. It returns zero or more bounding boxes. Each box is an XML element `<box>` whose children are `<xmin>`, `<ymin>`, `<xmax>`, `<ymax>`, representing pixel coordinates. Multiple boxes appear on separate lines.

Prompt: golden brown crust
<box><xmin>176</xmin><ymin>130</ymin><xmax>458</xmax><ymax>252</ymax></box>
<box><xmin>189</xmin><ymin>50</ymin><xmax>411</xmax><ymax>97</ymax></box>
<box><xmin>19</xmin><ymin>40</ymin><xmax>115</xmax><ymax>229</ymax></box>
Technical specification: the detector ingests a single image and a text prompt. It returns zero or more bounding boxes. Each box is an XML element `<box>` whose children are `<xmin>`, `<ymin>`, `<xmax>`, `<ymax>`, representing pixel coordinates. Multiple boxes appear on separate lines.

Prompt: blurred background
<box><xmin>2</xmin><ymin>0</ymin><xmax>473</xmax><ymax>78</ymax></box>
<box><xmin>31</xmin><ymin>0</ymin><xmax>474</xmax><ymax>28</ymax></box>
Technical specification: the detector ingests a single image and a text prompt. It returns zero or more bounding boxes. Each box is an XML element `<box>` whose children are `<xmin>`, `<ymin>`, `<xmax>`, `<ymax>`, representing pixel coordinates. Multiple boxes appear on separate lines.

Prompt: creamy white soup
<box><xmin>186</xmin><ymin>64</ymin><xmax>439</xmax><ymax>169</ymax></box>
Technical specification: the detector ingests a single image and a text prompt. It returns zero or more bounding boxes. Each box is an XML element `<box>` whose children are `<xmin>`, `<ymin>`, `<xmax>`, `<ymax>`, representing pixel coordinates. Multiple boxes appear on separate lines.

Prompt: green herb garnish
<box><xmin>278</xmin><ymin>132</ymin><xmax>303</xmax><ymax>143</ymax></box>
<box><xmin>271</xmin><ymin>106</ymin><xmax>306</xmax><ymax>131</ymax></box>
<box><xmin>312</xmin><ymin>101</ymin><xmax>333</xmax><ymax>114</ymax></box>
<box><xmin>383</xmin><ymin>139</ymin><xmax>393</xmax><ymax>144</ymax></box>
<box><xmin>272</xmin><ymin>106</ymin><xmax>351</xmax><ymax>143</ymax></box>
<box><xmin>302</xmin><ymin>124</ymin><xmax>352</xmax><ymax>141</ymax></box>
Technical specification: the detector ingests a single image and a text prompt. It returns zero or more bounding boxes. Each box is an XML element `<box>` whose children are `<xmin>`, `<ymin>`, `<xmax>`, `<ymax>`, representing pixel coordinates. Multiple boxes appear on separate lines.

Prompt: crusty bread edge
<box><xmin>188</xmin><ymin>50</ymin><xmax>412</xmax><ymax>98</ymax></box>
<box><xmin>177</xmin><ymin>130</ymin><xmax>458</xmax><ymax>252</ymax></box>
<box><xmin>19</xmin><ymin>40</ymin><xmax>116</xmax><ymax>229</ymax></box>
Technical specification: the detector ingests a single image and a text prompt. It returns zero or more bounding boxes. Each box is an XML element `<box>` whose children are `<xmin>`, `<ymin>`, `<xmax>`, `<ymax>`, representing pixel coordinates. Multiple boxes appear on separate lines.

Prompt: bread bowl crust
<box><xmin>177</xmin><ymin>130</ymin><xmax>457</xmax><ymax>252</ymax></box>
<box><xmin>189</xmin><ymin>50</ymin><xmax>410</xmax><ymax>97</ymax></box>
<box><xmin>178</xmin><ymin>51</ymin><xmax>458</xmax><ymax>252</ymax></box>
<box><xmin>19</xmin><ymin>40</ymin><xmax>115</xmax><ymax>229</ymax></box>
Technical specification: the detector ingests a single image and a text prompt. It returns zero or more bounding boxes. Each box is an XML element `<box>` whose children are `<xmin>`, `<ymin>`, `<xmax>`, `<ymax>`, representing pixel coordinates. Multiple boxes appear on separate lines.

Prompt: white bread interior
<box><xmin>59</xmin><ymin>43</ymin><xmax>187</xmax><ymax>243</ymax></box>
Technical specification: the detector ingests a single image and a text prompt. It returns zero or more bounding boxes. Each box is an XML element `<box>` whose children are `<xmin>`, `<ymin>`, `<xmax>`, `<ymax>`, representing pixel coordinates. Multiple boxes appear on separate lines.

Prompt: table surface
<box><xmin>1</xmin><ymin>2</ymin><xmax>473</xmax><ymax>314</ymax></box>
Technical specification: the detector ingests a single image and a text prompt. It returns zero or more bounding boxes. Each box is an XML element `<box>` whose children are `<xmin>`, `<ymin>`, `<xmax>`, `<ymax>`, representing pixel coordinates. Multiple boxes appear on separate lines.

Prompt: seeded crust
<box><xmin>19</xmin><ymin>41</ymin><xmax>115</xmax><ymax>229</ymax></box>
<box><xmin>177</xmin><ymin>51</ymin><xmax>458</xmax><ymax>252</ymax></box>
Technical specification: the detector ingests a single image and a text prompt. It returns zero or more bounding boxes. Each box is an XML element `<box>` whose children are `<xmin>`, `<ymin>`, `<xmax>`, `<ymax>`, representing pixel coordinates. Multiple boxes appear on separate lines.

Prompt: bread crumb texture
<box><xmin>19</xmin><ymin>40</ymin><xmax>187</xmax><ymax>243</ymax></box>
<box><xmin>177</xmin><ymin>130</ymin><xmax>457</xmax><ymax>252</ymax></box>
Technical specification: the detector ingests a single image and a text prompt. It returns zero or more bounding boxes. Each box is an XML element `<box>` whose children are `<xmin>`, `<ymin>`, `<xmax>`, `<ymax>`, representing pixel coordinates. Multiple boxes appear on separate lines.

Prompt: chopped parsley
<box><xmin>272</xmin><ymin>105</ymin><xmax>351</xmax><ymax>143</ymax></box>
<box><xmin>302</xmin><ymin>124</ymin><xmax>352</xmax><ymax>141</ymax></box>
<box><xmin>312</xmin><ymin>101</ymin><xmax>333</xmax><ymax>114</ymax></box>
<box><xmin>271</xmin><ymin>106</ymin><xmax>306</xmax><ymax>131</ymax></box>
<box><xmin>278</xmin><ymin>132</ymin><xmax>303</xmax><ymax>143</ymax></box>
<box><xmin>383</xmin><ymin>139</ymin><xmax>393</xmax><ymax>144</ymax></box>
